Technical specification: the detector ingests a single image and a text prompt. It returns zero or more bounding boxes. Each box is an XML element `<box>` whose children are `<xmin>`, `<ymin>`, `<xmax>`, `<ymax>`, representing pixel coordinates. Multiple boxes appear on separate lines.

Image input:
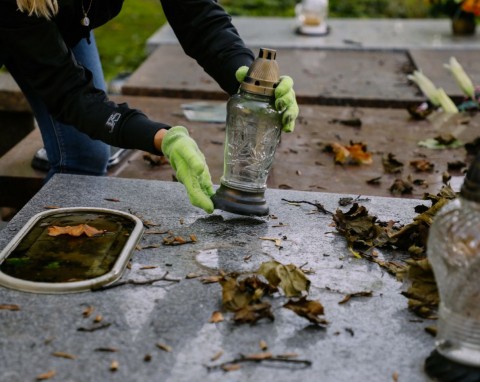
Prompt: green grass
<box><xmin>95</xmin><ymin>0</ymin><xmax>434</xmax><ymax>82</ymax></box>
<box><xmin>94</xmin><ymin>0</ymin><xmax>166</xmax><ymax>81</ymax></box>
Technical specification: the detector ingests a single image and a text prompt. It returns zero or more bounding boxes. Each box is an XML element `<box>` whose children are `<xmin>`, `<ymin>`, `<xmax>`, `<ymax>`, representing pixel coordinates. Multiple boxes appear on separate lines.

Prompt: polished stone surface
<box><xmin>0</xmin><ymin>174</ymin><xmax>435</xmax><ymax>381</ymax></box>
<box><xmin>147</xmin><ymin>17</ymin><xmax>480</xmax><ymax>53</ymax></box>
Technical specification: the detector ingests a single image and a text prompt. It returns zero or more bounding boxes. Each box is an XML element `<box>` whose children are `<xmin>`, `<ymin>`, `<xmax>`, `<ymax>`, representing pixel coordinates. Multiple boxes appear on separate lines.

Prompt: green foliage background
<box><xmin>95</xmin><ymin>0</ymin><xmax>434</xmax><ymax>82</ymax></box>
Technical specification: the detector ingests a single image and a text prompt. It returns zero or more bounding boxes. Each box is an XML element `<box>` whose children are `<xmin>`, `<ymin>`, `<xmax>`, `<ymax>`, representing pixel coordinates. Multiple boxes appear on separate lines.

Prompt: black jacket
<box><xmin>0</xmin><ymin>0</ymin><xmax>254</xmax><ymax>153</ymax></box>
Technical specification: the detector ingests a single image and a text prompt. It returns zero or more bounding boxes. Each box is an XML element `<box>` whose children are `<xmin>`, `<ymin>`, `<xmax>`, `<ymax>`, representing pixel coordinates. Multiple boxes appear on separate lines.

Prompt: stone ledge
<box><xmin>147</xmin><ymin>17</ymin><xmax>480</xmax><ymax>53</ymax></box>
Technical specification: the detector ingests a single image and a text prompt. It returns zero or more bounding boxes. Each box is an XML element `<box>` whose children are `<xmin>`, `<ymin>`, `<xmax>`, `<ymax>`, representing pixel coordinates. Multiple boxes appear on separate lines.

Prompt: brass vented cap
<box><xmin>240</xmin><ymin>48</ymin><xmax>280</xmax><ymax>97</ymax></box>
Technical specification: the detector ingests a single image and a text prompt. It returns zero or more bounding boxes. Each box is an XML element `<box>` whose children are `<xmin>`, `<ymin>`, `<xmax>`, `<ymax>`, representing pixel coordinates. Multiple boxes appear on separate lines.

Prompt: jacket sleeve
<box><xmin>160</xmin><ymin>0</ymin><xmax>255</xmax><ymax>95</ymax></box>
<box><xmin>0</xmin><ymin>8</ymin><xmax>167</xmax><ymax>154</ymax></box>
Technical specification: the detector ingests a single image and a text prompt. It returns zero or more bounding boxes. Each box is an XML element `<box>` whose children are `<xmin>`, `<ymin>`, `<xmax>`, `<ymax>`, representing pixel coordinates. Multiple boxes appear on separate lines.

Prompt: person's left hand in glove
<box><xmin>157</xmin><ymin>126</ymin><xmax>215</xmax><ymax>213</ymax></box>
<box><xmin>235</xmin><ymin>66</ymin><xmax>299</xmax><ymax>133</ymax></box>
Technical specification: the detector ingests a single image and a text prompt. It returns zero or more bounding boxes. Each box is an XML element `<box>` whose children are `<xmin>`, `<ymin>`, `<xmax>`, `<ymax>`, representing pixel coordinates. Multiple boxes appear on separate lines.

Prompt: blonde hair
<box><xmin>16</xmin><ymin>0</ymin><xmax>59</xmax><ymax>19</ymax></box>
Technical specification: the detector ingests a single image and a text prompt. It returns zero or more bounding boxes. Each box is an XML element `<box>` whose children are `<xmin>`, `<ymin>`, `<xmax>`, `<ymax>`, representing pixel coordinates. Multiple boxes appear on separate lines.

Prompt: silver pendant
<box><xmin>81</xmin><ymin>16</ymin><xmax>90</xmax><ymax>27</ymax></box>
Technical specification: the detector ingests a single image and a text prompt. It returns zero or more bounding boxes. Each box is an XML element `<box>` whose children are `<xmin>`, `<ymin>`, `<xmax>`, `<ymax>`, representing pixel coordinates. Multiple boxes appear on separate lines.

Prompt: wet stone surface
<box><xmin>0</xmin><ymin>175</ymin><xmax>434</xmax><ymax>382</ymax></box>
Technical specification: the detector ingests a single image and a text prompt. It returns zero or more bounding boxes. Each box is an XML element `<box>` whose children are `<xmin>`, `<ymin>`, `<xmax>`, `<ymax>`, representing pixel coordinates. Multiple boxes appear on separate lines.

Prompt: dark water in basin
<box><xmin>0</xmin><ymin>211</ymin><xmax>135</xmax><ymax>283</ymax></box>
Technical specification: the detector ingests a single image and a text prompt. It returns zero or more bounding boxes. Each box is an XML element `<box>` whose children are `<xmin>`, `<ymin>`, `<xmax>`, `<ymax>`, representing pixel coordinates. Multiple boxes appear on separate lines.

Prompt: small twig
<box><xmin>354</xmin><ymin>195</ymin><xmax>371</xmax><ymax>203</ymax></box>
<box><xmin>281</xmin><ymin>199</ymin><xmax>333</xmax><ymax>215</ymax></box>
<box><xmin>92</xmin><ymin>272</ymin><xmax>181</xmax><ymax>291</ymax></box>
<box><xmin>77</xmin><ymin>323</ymin><xmax>111</xmax><ymax>332</ymax></box>
<box><xmin>206</xmin><ymin>354</ymin><xmax>312</xmax><ymax>371</ymax></box>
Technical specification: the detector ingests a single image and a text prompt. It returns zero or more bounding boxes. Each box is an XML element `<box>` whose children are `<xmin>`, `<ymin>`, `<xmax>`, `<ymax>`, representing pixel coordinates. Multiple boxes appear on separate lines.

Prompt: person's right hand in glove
<box><xmin>235</xmin><ymin>66</ymin><xmax>299</xmax><ymax>133</ymax></box>
<box><xmin>159</xmin><ymin>126</ymin><xmax>215</xmax><ymax>213</ymax></box>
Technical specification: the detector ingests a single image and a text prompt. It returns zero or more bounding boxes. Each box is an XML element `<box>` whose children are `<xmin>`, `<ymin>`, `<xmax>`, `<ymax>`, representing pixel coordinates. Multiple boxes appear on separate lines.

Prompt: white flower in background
<box><xmin>436</xmin><ymin>88</ymin><xmax>459</xmax><ymax>114</ymax></box>
<box><xmin>444</xmin><ymin>56</ymin><xmax>475</xmax><ymax>99</ymax></box>
<box><xmin>407</xmin><ymin>70</ymin><xmax>441</xmax><ymax>106</ymax></box>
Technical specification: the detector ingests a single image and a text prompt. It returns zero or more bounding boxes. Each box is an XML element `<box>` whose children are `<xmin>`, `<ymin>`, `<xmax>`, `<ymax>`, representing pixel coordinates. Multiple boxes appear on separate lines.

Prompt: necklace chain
<box><xmin>80</xmin><ymin>0</ymin><xmax>93</xmax><ymax>27</ymax></box>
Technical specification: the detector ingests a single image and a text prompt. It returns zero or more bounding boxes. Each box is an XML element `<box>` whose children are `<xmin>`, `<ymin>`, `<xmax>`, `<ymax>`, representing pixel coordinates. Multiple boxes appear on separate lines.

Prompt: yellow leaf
<box><xmin>244</xmin><ymin>352</ymin><xmax>272</xmax><ymax>360</ymax></box>
<box><xmin>36</xmin><ymin>370</ymin><xmax>56</xmax><ymax>380</ymax></box>
<box><xmin>48</xmin><ymin>224</ymin><xmax>106</xmax><ymax>237</ymax></box>
<box><xmin>258</xmin><ymin>260</ymin><xmax>310</xmax><ymax>297</ymax></box>
<box><xmin>52</xmin><ymin>352</ymin><xmax>76</xmax><ymax>360</ymax></box>
<box><xmin>210</xmin><ymin>350</ymin><xmax>224</xmax><ymax>362</ymax></box>
<box><xmin>110</xmin><ymin>360</ymin><xmax>119</xmax><ymax>371</ymax></box>
<box><xmin>156</xmin><ymin>342</ymin><xmax>172</xmax><ymax>352</ymax></box>
<box><xmin>259</xmin><ymin>237</ymin><xmax>283</xmax><ymax>247</ymax></box>
<box><xmin>209</xmin><ymin>311</ymin><xmax>224</xmax><ymax>323</ymax></box>
<box><xmin>259</xmin><ymin>340</ymin><xmax>268</xmax><ymax>351</ymax></box>
<box><xmin>82</xmin><ymin>306</ymin><xmax>94</xmax><ymax>318</ymax></box>
<box><xmin>222</xmin><ymin>363</ymin><xmax>241</xmax><ymax>372</ymax></box>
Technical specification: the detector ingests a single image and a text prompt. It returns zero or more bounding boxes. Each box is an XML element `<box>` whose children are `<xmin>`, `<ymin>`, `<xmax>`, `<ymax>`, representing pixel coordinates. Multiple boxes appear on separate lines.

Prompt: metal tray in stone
<box><xmin>0</xmin><ymin>207</ymin><xmax>144</xmax><ymax>294</ymax></box>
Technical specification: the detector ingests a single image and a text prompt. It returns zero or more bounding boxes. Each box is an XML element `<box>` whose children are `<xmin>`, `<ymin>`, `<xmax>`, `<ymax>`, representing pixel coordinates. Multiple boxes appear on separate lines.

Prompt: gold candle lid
<box><xmin>240</xmin><ymin>48</ymin><xmax>280</xmax><ymax>97</ymax></box>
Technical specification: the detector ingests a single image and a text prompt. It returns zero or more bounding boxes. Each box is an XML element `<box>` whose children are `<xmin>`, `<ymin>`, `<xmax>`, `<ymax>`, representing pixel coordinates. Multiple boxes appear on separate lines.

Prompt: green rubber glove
<box><xmin>236</xmin><ymin>66</ymin><xmax>299</xmax><ymax>133</ymax></box>
<box><xmin>161</xmin><ymin>126</ymin><xmax>215</xmax><ymax>213</ymax></box>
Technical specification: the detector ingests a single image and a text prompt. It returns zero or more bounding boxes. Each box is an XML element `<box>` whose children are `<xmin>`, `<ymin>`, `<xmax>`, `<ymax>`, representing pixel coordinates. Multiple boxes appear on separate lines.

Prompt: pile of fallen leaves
<box><xmin>211</xmin><ymin>260</ymin><xmax>327</xmax><ymax>326</ymax></box>
<box><xmin>396</xmin><ymin>258</ymin><xmax>439</xmax><ymax>319</ymax></box>
<box><xmin>332</xmin><ymin>185</ymin><xmax>456</xmax><ymax>257</ymax></box>
<box><xmin>331</xmin><ymin>185</ymin><xmax>457</xmax><ymax>318</ymax></box>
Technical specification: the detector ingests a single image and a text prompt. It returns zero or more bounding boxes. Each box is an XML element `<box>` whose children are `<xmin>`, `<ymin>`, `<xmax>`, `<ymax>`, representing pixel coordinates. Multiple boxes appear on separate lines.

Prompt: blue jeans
<box><xmin>7</xmin><ymin>32</ymin><xmax>110</xmax><ymax>180</ymax></box>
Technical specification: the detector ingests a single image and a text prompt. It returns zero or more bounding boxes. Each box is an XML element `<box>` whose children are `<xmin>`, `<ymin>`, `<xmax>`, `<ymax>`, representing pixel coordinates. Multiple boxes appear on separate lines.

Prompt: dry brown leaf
<box><xmin>163</xmin><ymin>234</ymin><xmax>196</xmax><ymax>246</ymax></box>
<box><xmin>233</xmin><ymin>303</ymin><xmax>274</xmax><ymax>324</ymax></box>
<box><xmin>425</xmin><ymin>326</ymin><xmax>437</xmax><ymax>337</ymax></box>
<box><xmin>277</xmin><ymin>352</ymin><xmax>299</xmax><ymax>359</ymax></box>
<box><xmin>185</xmin><ymin>273</ymin><xmax>200</xmax><ymax>279</ymax></box>
<box><xmin>220</xmin><ymin>275</ymin><xmax>276</xmax><ymax>312</ymax></box>
<box><xmin>139</xmin><ymin>266</ymin><xmax>157</xmax><ymax>270</ymax></box>
<box><xmin>222</xmin><ymin>363</ymin><xmax>241</xmax><ymax>372</ymax></box>
<box><xmin>104</xmin><ymin>198</ymin><xmax>120</xmax><ymax>202</ymax></box>
<box><xmin>399</xmin><ymin>258</ymin><xmax>439</xmax><ymax>319</ymax></box>
<box><xmin>259</xmin><ymin>237</ymin><xmax>283</xmax><ymax>247</ymax></box>
<box><xmin>156</xmin><ymin>342</ymin><xmax>172</xmax><ymax>352</ymax></box>
<box><xmin>348</xmin><ymin>142</ymin><xmax>373</xmax><ymax>164</ymax></box>
<box><xmin>94</xmin><ymin>314</ymin><xmax>103</xmax><ymax>323</ymax></box>
<box><xmin>52</xmin><ymin>352</ymin><xmax>76</xmax><ymax>360</ymax></box>
<box><xmin>174</xmin><ymin>236</ymin><xmax>186</xmax><ymax>244</ymax></box>
<box><xmin>389</xmin><ymin>178</ymin><xmax>413</xmax><ymax>195</ymax></box>
<box><xmin>259</xmin><ymin>340</ymin><xmax>268</xmax><ymax>351</ymax></box>
<box><xmin>110</xmin><ymin>360</ymin><xmax>119</xmax><ymax>371</ymax></box>
<box><xmin>211</xmin><ymin>350</ymin><xmax>224</xmax><ymax>362</ymax></box>
<box><xmin>257</xmin><ymin>260</ymin><xmax>310</xmax><ymax>298</ymax></box>
<box><xmin>200</xmin><ymin>275</ymin><xmax>222</xmax><ymax>284</ymax></box>
<box><xmin>82</xmin><ymin>306</ymin><xmax>94</xmax><ymax>318</ymax></box>
<box><xmin>0</xmin><ymin>304</ymin><xmax>20</xmax><ymax>311</ymax></box>
<box><xmin>328</xmin><ymin>142</ymin><xmax>373</xmax><ymax>165</ymax></box>
<box><xmin>77</xmin><ymin>322</ymin><xmax>111</xmax><ymax>332</ymax></box>
<box><xmin>244</xmin><ymin>352</ymin><xmax>273</xmax><ymax>360</ymax></box>
<box><xmin>44</xmin><ymin>205</ymin><xmax>61</xmax><ymax>210</ymax></box>
<box><xmin>338</xmin><ymin>291</ymin><xmax>373</xmax><ymax>304</ymax></box>
<box><xmin>284</xmin><ymin>297</ymin><xmax>328</xmax><ymax>326</ymax></box>
<box><xmin>36</xmin><ymin>370</ymin><xmax>56</xmax><ymax>380</ymax></box>
<box><xmin>94</xmin><ymin>347</ymin><xmax>118</xmax><ymax>352</ymax></box>
<box><xmin>410</xmin><ymin>159</ymin><xmax>434</xmax><ymax>172</ymax></box>
<box><xmin>137</xmin><ymin>244</ymin><xmax>161</xmax><ymax>250</ymax></box>
<box><xmin>366</xmin><ymin>174</ymin><xmax>382</xmax><ymax>185</ymax></box>
<box><xmin>333</xmin><ymin>203</ymin><xmax>391</xmax><ymax>250</ymax></box>
<box><xmin>48</xmin><ymin>224</ymin><xmax>106</xmax><ymax>237</ymax></box>
<box><xmin>144</xmin><ymin>229</ymin><xmax>169</xmax><ymax>235</ymax></box>
<box><xmin>382</xmin><ymin>153</ymin><xmax>404</xmax><ymax>174</ymax></box>
<box><xmin>209</xmin><ymin>311</ymin><xmax>224</xmax><ymax>323</ymax></box>
<box><xmin>392</xmin><ymin>371</ymin><xmax>399</xmax><ymax>382</ymax></box>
